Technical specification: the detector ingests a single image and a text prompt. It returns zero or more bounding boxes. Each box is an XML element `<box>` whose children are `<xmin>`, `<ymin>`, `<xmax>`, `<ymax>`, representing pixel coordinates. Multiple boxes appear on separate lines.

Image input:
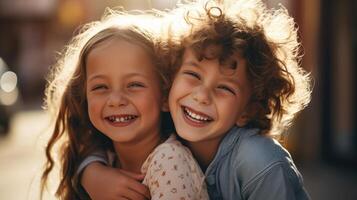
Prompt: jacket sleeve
<box><xmin>77</xmin><ymin>150</ymin><xmax>109</xmax><ymax>175</ymax></box>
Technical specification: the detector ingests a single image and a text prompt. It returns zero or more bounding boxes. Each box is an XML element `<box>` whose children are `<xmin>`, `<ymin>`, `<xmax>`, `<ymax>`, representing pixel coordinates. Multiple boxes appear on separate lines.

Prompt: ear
<box><xmin>161</xmin><ymin>100</ymin><xmax>169</xmax><ymax>112</ymax></box>
<box><xmin>235</xmin><ymin>103</ymin><xmax>258</xmax><ymax>127</ymax></box>
<box><xmin>235</xmin><ymin>112</ymin><xmax>250</xmax><ymax>127</ymax></box>
<box><xmin>161</xmin><ymin>97</ymin><xmax>170</xmax><ymax>112</ymax></box>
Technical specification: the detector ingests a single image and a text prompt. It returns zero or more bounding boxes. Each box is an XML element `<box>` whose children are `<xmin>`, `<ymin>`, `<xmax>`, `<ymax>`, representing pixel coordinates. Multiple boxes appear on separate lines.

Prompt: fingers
<box><xmin>126</xmin><ymin>182</ymin><xmax>150</xmax><ymax>199</ymax></box>
<box><xmin>120</xmin><ymin>187</ymin><xmax>149</xmax><ymax>200</ymax></box>
<box><xmin>118</xmin><ymin>170</ymin><xmax>150</xmax><ymax>199</ymax></box>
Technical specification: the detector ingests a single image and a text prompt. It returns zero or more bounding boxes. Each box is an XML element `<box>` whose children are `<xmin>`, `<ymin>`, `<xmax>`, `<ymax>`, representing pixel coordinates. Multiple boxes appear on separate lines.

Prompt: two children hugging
<box><xmin>41</xmin><ymin>0</ymin><xmax>312</xmax><ymax>199</ymax></box>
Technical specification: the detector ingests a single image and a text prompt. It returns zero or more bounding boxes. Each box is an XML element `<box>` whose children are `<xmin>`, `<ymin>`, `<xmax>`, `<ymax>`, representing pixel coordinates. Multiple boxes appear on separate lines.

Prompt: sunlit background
<box><xmin>0</xmin><ymin>0</ymin><xmax>356</xmax><ymax>199</ymax></box>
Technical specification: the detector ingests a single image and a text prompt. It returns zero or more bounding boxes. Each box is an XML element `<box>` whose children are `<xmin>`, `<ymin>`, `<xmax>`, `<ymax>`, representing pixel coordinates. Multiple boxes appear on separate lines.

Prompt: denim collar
<box><xmin>205</xmin><ymin>126</ymin><xmax>259</xmax><ymax>175</ymax></box>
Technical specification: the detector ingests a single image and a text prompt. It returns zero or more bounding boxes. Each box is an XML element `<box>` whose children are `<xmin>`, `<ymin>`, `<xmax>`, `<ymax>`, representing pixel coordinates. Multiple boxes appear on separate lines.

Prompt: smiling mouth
<box><xmin>105</xmin><ymin>115</ymin><xmax>138</xmax><ymax>126</ymax></box>
<box><xmin>181</xmin><ymin>106</ymin><xmax>213</xmax><ymax>126</ymax></box>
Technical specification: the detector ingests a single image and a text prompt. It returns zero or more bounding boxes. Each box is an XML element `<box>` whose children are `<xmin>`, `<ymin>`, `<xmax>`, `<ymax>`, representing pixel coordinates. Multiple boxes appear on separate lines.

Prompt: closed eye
<box><xmin>217</xmin><ymin>85</ymin><xmax>236</xmax><ymax>95</ymax></box>
<box><xmin>128</xmin><ymin>82</ymin><xmax>146</xmax><ymax>88</ymax></box>
<box><xmin>183</xmin><ymin>70</ymin><xmax>200</xmax><ymax>80</ymax></box>
<box><xmin>91</xmin><ymin>84</ymin><xmax>107</xmax><ymax>91</ymax></box>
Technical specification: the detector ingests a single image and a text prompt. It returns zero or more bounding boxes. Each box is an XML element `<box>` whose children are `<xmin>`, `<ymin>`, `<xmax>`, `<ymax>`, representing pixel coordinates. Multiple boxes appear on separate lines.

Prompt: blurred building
<box><xmin>290</xmin><ymin>0</ymin><xmax>357</xmax><ymax>167</ymax></box>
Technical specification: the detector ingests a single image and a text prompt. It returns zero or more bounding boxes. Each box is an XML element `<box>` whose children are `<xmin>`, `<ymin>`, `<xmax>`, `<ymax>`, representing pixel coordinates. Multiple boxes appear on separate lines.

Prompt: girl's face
<box><xmin>168</xmin><ymin>48</ymin><xmax>252</xmax><ymax>143</ymax></box>
<box><xmin>86</xmin><ymin>39</ymin><xmax>164</xmax><ymax>144</ymax></box>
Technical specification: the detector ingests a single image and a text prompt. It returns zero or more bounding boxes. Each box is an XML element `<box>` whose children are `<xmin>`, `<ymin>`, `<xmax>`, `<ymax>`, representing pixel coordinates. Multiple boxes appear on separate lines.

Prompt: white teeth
<box><xmin>184</xmin><ymin>107</ymin><xmax>210</xmax><ymax>121</ymax></box>
<box><xmin>109</xmin><ymin>115</ymin><xmax>136</xmax><ymax>122</ymax></box>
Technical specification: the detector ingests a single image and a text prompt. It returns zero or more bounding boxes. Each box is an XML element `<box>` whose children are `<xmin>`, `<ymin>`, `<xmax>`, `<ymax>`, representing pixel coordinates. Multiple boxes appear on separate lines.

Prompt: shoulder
<box><xmin>153</xmin><ymin>134</ymin><xmax>193</xmax><ymax>158</ymax></box>
<box><xmin>231</xmin><ymin>129</ymin><xmax>296</xmax><ymax>184</ymax></box>
<box><xmin>142</xmin><ymin>135</ymin><xmax>208</xmax><ymax>200</ymax></box>
<box><xmin>235</xmin><ymin>130</ymin><xmax>291</xmax><ymax>165</ymax></box>
<box><xmin>220</xmin><ymin>128</ymin><xmax>308</xmax><ymax>199</ymax></box>
<box><xmin>142</xmin><ymin>134</ymin><xmax>197</xmax><ymax>173</ymax></box>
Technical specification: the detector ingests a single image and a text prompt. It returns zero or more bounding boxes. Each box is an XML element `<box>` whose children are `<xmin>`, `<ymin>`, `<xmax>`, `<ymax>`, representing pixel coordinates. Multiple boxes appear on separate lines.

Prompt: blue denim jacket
<box><xmin>205</xmin><ymin>126</ymin><xmax>310</xmax><ymax>200</ymax></box>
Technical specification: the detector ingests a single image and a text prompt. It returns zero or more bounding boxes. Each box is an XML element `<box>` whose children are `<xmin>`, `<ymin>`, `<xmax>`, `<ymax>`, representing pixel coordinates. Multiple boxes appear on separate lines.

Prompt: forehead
<box><xmin>182</xmin><ymin>47</ymin><xmax>252</xmax><ymax>89</ymax></box>
<box><xmin>86</xmin><ymin>39</ymin><xmax>157</xmax><ymax>78</ymax></box>
<box><xmin>88</xmin><ymin>38</ymin><xmax>151</xmax><ymax>62</ymax></box>
<box><xmin>182</xmin><ymin>47</ymin><xmax>246</xmax><ymax>74</ymax></box>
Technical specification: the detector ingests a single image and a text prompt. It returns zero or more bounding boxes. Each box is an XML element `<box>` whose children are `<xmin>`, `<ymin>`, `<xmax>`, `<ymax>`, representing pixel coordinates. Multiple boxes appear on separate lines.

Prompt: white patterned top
<box><xmin>140</xmin><ymin>134</ymin><xmax>209</xmax><ymax>200</ymax></box>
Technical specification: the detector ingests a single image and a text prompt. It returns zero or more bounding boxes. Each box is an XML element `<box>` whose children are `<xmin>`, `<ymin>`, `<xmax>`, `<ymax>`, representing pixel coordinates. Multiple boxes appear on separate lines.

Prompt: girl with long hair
<box><xmin>41</xmin><ymin>10</ymin><xmax>208</xmax><ymax>200</ymax></box>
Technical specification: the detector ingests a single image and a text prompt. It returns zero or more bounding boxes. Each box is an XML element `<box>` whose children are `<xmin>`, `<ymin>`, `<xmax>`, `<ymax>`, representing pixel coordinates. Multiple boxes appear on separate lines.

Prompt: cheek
<box><xmin>87</xmin><ymin>104</ymin><xmax>97</xmax><ymax>127</ymax></box>
<box><xmin>217</xmin><ymin>98</ymin><xmax>240</xmax><ymax>117</ymax></box>
<box><xmin>87</xmin><ymin>96</ymin><xmax>101</xmax><ymax>116</ymax></box>
<box><xmin>136</xmin><ymin>90</ymin><xmax>162</xmax><ymax>113</ymax></box>
<box><xmin>170</xmin><ymin>77</ymin><xmax>190</xmax><ymax>99</ymax></box>
<box><xmin>168</xmin><ymin>84</ymin><xmax>181</xmax><ymax>109</ymax></box>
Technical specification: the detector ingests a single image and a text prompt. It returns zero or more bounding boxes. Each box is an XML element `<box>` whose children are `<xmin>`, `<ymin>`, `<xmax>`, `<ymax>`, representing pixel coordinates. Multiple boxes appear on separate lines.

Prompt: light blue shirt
<box><xmin>205</xmin><ymin>126</ymin><xmax>310</xmax><ymax>200</ymax></box>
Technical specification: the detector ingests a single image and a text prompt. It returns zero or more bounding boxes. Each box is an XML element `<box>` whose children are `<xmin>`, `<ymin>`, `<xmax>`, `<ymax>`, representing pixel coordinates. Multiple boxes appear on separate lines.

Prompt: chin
<box><xmin>176</xmin><ymin>132</ymin><xmax>201</xmax><ymax>142</ymax></box>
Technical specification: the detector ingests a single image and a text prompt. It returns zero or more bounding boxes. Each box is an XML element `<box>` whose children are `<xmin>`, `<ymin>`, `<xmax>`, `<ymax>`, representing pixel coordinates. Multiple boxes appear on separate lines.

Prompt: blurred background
<box><xmin>0</xmin><ymin>0</ymin><xmax>356</xmax><ymax>199</ymax></box>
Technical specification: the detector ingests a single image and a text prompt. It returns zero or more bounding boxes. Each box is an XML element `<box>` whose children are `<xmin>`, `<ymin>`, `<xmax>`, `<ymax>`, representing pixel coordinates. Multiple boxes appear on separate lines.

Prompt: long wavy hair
<box><xmin>41</xmin><ymin>9</ymin><xmax>172</xmax><ymax>199</ymax></box>
<box><xmin>165</xmin><ymin>0</ymin><xmax>312</xmax><ymax>136</ymax></box>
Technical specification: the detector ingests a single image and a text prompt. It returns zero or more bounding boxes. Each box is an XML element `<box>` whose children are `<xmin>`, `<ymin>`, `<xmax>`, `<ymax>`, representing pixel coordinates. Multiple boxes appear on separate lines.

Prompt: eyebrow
<box><xmin>87</xmin><ymin>72</ymin><xmax>149</xmax><ymax>82</ymax></box>
<box><xmin>183</xmin><ymin>60</ymin><xmax>243</xmax><ymax>87</ymax></box>
<box><xmin>87</xmin><ymin>74</ymin><xmax>105</xmax><ymax>82</ymax></box>
<box><xmin>182</xmin><ymin>59</ymin><xmax>200</xmax><ymax>67</ymax></box>
<box><xmin>226</xmin><ymin>77</ymin><xmax>242</xmax><ymax>87</ymax></box>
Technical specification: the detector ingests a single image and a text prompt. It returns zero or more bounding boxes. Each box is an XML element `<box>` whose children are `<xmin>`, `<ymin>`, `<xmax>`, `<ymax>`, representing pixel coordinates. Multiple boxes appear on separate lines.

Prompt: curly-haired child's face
<box><xmin>169</xmin><ymin>48</ymin><xmax>252</xmax><ymax>143</ymax></box>
<box><xmin>86</xmin><ymin>39</ymin><xmax>163</xmax><ymax>144</ymax></box>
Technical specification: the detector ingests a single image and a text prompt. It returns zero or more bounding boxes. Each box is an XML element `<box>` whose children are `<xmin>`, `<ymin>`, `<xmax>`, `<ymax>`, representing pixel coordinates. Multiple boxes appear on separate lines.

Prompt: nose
<box><xmin>107</xmin><ymin>90</ymin><xmax>128</xmax><ymax>107</ymax></box>
<box><xmin>192</xmin><ymin>86</ymin><xmax>212</xmax><ymax>105</ymax></box>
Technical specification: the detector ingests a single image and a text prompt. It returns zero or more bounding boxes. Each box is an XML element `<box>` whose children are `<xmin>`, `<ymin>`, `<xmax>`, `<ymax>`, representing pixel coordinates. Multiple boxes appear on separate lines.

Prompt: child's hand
<box><xmin>81</xmin><ymin>162</ymin><xmax>151</xmax><ymax>200</ymax></box>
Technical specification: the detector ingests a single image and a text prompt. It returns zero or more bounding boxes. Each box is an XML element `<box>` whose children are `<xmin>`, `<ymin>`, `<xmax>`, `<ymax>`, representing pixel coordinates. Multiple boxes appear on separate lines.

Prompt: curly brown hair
<box><xmin>41</xmin><ymin>9</ymin><xmax>172</xmax><ymax>199</ymax></box>
<box><xmin>165</xmin><ymin>0</ymin><xmax>312</xmax><ymax>136</ymax></box>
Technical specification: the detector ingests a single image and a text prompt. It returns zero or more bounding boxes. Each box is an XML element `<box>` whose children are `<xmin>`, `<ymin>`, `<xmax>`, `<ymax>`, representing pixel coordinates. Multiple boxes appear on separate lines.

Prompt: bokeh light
<box><xmin>1</xmin><ymin>71</ymin><xmax>18</xmax><ymax>93</ymax></box>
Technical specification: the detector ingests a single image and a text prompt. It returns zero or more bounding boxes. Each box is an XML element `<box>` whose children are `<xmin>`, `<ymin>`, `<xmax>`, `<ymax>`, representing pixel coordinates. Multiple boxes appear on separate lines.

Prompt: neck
<box><xmin>185</xmin><ymin>137</ymin><xmax>223</xmax><ymax>172</ymax></box>
<box><xmin>113</xmin><ymin>132</ymin><xmax>162</xmax><ymax>173</ymax></box>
